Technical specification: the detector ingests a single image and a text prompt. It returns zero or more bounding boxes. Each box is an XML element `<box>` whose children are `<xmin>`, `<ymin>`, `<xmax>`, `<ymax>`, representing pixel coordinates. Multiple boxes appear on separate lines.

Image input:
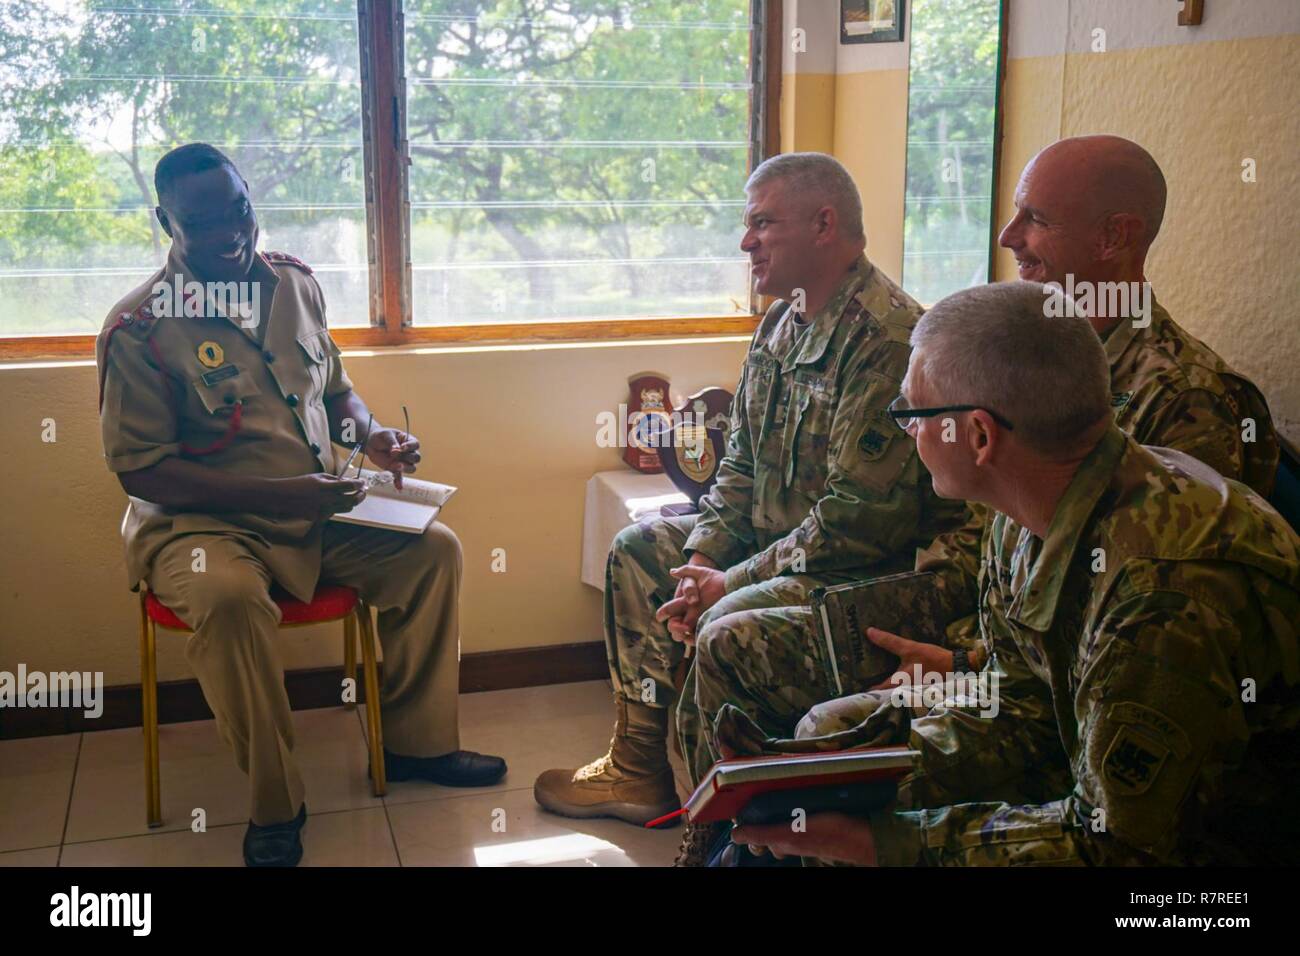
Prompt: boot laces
<box><xmin>673</xmin><ymin>822</ymin><xmax>721</xmax><ymax>867</ymax></box>
<box><xmin>572</xmin><ymin>750</ymin><xmax>615</xmax><ymax>782</ymax></box>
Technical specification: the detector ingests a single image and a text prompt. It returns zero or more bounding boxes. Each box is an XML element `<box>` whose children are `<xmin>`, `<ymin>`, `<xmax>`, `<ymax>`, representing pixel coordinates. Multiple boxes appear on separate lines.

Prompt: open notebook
<box><xmin>328</xmin><ymin>468</ymin><xmax>457</xmax><ymax>534</ymax></box>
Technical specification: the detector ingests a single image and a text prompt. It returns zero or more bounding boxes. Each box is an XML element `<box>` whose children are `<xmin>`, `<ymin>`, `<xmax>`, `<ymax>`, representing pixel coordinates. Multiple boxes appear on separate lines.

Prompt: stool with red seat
<box><xmin>138</xmin><ymin>584</ymin><xmax>386</xmax><ymax>828</ymax></box>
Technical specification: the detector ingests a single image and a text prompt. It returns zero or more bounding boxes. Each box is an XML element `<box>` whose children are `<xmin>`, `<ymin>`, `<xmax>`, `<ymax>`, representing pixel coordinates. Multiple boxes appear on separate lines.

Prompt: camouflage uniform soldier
<box><xmin>533</xmin><ymin>154</ymin><xmax>963</xmax><ymax>830</ymax></box>
<box><xmin>729</xmin><ymin>282</ymin><xmax>1300</xmax><ymax>866</ymax></box>
<box><xmin>689</xmin><ymin>293</ymin><xmax>1280</xmax><ymax>783</ymax></box>
<box><xmin>688</xmin><ymin>136</ymin><xmax>1279</xmax><ymax>794</ymax></box>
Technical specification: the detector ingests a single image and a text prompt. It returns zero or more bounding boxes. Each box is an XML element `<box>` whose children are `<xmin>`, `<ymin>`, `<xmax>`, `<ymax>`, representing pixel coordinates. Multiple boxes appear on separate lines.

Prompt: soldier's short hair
<box><xmin>911</xmin><ymin>281</ymin><xmax>1111</xmax><ymax>455</ymax></box>
<box><xmin>746</xmin><ymin>152</ymin><xmax>866</xmax><ymax>243</ymax></box>
<box><xmin>154</xmin><ymin>143</ymin><xmax>240</xmax><ymax>206</ymax></box>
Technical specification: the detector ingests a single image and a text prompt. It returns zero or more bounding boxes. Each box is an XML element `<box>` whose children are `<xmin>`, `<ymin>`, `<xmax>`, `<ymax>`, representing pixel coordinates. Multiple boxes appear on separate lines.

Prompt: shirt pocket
<box><xmin>296</xmin><ymin>329</ymin><xmax>333</xmax><ymax>401</ymax></box>
<box><xmin>743</xmin><ymin>355</ymin><xmax>779</xmax><ymax>467</ymax></box>
<box><xmin>782</xmin><ymin>374</ymin><xmax>835</xmax><ymax>490</ymax></box>
<box><xmin>191</xmin><ymin>365</ymin><xmax>261</xmax><ymax>416</ymax></box>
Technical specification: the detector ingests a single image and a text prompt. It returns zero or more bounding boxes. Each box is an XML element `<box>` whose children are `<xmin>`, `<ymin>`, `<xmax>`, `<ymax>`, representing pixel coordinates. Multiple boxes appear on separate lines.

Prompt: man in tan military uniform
<box><xmin>532</xmin><ymin>153</ymin><xmax>965</xmax><ymax>855</ymax></box>
<box><xmin>729</xmin><ymin>283</ymin><xmax>1300</xmax><ymax>866</ymax></box>
<box><xmin>97</xmin><ymin>143</ymin><xmax>504</xmax><ymax>866</ymax></box>
<box><xmin>686</xmin><ymin>137</ymin><xmax>1281</xmax><ymax>822</ymax></box>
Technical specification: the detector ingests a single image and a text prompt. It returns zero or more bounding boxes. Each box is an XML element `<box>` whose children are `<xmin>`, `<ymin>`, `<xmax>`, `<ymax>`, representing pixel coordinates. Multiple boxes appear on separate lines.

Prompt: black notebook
<box><xmin>808</xmin><ymin>570</ymin><xmax>952</xmax><ymax>695</ymax></box>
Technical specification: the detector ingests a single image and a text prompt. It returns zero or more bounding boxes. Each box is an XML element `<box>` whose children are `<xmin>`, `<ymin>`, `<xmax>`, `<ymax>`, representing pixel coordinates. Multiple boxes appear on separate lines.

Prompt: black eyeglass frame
<box><xmin>887</xmin><ymin>396</ymin><xmax>1015</xmax><ymax>431</ymax></box>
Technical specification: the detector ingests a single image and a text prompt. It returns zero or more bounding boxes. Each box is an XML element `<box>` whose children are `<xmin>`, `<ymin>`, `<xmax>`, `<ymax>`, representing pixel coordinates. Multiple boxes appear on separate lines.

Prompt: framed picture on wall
<box><xmin>842</xmin><ymin>0</ymin><xmax>906</xmax><ymax>44</ymax></box>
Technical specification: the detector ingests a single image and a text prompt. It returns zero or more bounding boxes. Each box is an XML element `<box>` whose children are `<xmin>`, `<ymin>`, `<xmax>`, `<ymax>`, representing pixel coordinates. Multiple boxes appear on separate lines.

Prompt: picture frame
<box><xmin>841</xmin><ymin>0</ymin><xmax>906</xmax><ymax>44</ymax></box>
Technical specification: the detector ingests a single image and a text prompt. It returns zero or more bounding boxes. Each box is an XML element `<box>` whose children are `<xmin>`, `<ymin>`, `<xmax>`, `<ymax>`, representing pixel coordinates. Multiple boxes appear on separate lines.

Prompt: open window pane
<box><xmin>0</xmin><ymin>0</ymin><xmax>369</xmax><ymax>336</ymax></box>
<box><xmin>403</xmin><ymin>0</ymin><xmax>755</xmax><ymax>326</ymax></box>
<box><xmin>901</xmin><ymin>0</ymin><xmax>1002</xmax><ymax>305</ymax></box>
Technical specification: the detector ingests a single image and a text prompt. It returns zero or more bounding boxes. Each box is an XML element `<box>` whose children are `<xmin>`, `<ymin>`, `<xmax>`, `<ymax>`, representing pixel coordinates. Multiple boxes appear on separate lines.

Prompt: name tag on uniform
<box><xmin>201</xmin><ymin>364</ymin><xmax>241</xmax><ymax>387</ymax></box>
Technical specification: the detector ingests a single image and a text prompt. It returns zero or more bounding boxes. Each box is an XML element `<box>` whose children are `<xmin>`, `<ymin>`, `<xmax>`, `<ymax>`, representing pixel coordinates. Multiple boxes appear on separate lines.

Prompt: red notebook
<box><xmin>682</xmin><ymin>746</ymin><xmax>918</xmax><ymax>825</ymax></box>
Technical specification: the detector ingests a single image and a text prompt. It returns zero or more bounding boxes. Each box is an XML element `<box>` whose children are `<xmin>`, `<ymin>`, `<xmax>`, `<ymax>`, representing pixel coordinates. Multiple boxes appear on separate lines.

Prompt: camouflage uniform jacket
<box><xmin>685</xmin><ymin>255</ymin><xmax>966</xmax><ymax>592</ymax></box>
<box><xmin>873</xmin><ymin>425</ymin><xmax>1300</xmax><ymax>865</ymax></box>
<box><xmin>915</xmin><ymin>294</ymin><xmax>1281</xmax><ymax>637</ymax></box>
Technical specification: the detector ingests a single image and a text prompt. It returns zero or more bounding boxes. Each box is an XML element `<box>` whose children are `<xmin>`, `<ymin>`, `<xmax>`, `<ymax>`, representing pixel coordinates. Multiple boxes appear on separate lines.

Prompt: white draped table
<box><xmin>580</xmin><ymin>470</ymin><xmax>690</xmax><ymax>591</ymax></box>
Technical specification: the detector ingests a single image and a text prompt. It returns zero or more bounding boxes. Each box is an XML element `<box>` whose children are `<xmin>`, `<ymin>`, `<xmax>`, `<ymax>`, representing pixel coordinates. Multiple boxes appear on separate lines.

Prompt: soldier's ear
<box><xmin>156</xmin><ymin>206</ymin><xmax>174</xmax><ymax>239</ymax></box>
<box><xmin>969</xmin><ymin>411</ymin><xmax>998</xmax><ymax>466</ymax></box>
<box><xmin>1096</xmin><ymin>212</ymin><xmax>1141</xmax><ymax>261</ymax></box>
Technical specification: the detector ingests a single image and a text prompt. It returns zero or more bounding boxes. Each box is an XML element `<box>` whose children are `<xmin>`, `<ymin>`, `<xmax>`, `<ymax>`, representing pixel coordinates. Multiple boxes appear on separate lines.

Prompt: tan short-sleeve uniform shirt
<box><xmin>96</xmin><ymin>248</ymin><xmax>353</xmax><ymax>600</ymax></box>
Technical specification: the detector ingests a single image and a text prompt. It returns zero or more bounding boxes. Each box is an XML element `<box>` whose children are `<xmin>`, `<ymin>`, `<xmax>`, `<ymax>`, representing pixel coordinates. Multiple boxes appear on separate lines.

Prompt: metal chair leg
<box><xmin>140</xmin><ymin>592</ymin><xmax>162</xmax><ymax>828</ymax></box>
<box><xmin>357</xmin><ymin>602</ymin><xmax>387</xmax><ymax>797</ymax></box>
<box><xmin>343</xmin><ymin>612</ymin><xmax>358</xmax><ymax>711</ymax></box>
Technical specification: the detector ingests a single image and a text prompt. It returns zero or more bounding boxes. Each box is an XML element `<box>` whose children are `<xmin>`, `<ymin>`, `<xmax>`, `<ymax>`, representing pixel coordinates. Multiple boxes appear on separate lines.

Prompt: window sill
<box><xmin>0</xmin><ymin>315</ymin><xmax>761</xmax><ymax>362</ymax></box>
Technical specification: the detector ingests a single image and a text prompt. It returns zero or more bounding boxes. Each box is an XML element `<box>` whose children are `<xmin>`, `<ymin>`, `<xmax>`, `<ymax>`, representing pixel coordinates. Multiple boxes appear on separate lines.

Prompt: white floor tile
<box><xmin>0</xmin><ymin>733</ymin><xmax>79</xmax><ymax>852</ymax></box>
<box><xmin>388</xmin><ymin>786</ymin><xmax>680</xmax><ymax>867</ymax></box>
<box><xmin>60</xmin><ymin>806</ymin><xmax>397</xmax><ymax>867</ymax></box>
<box><xmin>65</xmin><ymin>707</ymin><xmax>379</xmax><ymax>843</ymax></box>
<box><xmin>372</xmin><ymin>680</ymin><xmax>618</xmax><ymax>806</ymax></box>
<box><xmin>0</xmin><ymin>846</ymin><xmax>60</xmax><ymax>867</ymax></box>
<box><xmin>7</xmin><ymin>680</ymin><xmax>695</xmax><ymax>867</ymax></box>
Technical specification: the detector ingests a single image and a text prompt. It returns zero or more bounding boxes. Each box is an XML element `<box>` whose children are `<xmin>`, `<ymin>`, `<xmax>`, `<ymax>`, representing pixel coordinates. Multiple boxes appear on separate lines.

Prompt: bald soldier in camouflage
<box><xmin>685</xmin><ymin>136</ymin><xmax>1280</xmax><ymax>812</ymax></box>
<box><xmin>729</xmin><ymin>281</ymin><xmax>1300</xmax><ymax>866</ymax></box>
<box><xmin>533</xmin><ymin>153</ymin><xmax>963</xmax><ymax>832</ymax></box>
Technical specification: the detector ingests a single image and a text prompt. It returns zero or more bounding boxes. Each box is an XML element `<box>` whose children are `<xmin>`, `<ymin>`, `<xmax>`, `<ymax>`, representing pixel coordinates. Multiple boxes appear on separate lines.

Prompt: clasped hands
<box><xmin>654</xmin><ymin>556</ymin><xmax>727</xmax><ymax>645</ymax></box>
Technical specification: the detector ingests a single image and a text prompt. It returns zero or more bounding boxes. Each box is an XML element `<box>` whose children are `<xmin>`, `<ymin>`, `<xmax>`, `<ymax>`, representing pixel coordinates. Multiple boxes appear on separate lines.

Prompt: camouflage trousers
<box><xmin>796</xmin><ymin>685</ymin><xmax>1076</xmax><ymax>815</ymax></box>
<box><xmin>684</xmin><ymin>605</ymin><xmax>836</xmax><ymax>786</ymax></box>
<box><xmin>688</xmin><ymin>613</ymin><xmax>1074</xmax><ymax>807</ymax></box>
<box><xmin>603</xmin><ymin>514</ymin><xmax>857</xmax><ymax>757</ymax></box>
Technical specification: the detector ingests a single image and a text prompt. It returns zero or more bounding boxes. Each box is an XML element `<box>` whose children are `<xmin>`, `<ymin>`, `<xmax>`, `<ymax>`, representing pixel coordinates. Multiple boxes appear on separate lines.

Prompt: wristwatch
<box><xmin>951</xmin><ymin>648</ymin><xmax>971</xmax><ymax>674</ymax></box>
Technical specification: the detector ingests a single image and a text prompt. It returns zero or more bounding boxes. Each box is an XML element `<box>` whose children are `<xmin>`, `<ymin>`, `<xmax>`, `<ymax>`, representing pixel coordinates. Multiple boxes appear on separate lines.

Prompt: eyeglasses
<box><xmin>337</xmin><ymin>406</ymin><xmax>413</xmax><ymax>486</ymax></box>
<box><xmin>887</xmin><ymin>395</ymin><xmax>1015</xmax><ymax>431</ymax></box>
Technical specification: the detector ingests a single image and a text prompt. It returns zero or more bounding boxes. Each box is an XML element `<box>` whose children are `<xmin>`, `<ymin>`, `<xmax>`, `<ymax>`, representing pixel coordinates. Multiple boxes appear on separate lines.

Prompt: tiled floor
<box><xmin>0</xmin><ymin>680</ymin><xmax>691</xmax><ymax>867</ymax></box>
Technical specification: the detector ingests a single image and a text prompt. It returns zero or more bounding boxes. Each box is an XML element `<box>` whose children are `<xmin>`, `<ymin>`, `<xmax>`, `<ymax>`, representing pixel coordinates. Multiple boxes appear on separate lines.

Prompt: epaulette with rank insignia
<box><xmin>97</xmin><ymin>303</ymin><xmax>161</xmax><ymax>411</ymax></box>
<box><xmin>262</xmin><ymin>250</ymin><xmax>313</xmax><ymax>274</ymax></box>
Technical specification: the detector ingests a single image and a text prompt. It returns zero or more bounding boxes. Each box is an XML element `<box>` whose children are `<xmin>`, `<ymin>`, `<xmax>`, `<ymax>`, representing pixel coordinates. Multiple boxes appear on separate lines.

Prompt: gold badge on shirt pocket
<box><xmin>197</xmin><ymin>341</ymin><xmax>225</xmax><ymax>368</ymax></box>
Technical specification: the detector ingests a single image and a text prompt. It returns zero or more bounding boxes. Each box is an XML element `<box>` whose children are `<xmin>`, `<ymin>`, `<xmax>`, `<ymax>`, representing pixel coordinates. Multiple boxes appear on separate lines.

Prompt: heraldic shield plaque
<box><xmin>658</xmin><ymin>387</ymin><xmax>733</xmax><ymax>507</ymax></box>
<box><xmin>624</xmin><ymin>372</ymin><xmax>674</xmax><ymax>473</ymax></box>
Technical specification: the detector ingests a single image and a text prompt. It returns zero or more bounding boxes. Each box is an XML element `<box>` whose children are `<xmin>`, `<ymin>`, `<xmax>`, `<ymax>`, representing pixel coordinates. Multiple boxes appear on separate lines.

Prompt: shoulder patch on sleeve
<box><xmin>857</xmin><ymin>408</ymin><xmax>902</xmax><ymax>461</ymax></box>
<box><xmin>1102</xmin><ymin>725</ymin><xmax>1169</xmax><ymax>796</ymax></box>
<box><xmin>1106</xmin><ymin>701</ymin><xmax>1191</xmax><ymax>759</ymax></box>
<box><xmin>262</xmin><ymin>250</ymin><xmax>314</xmax><ymax>274</ymax></box>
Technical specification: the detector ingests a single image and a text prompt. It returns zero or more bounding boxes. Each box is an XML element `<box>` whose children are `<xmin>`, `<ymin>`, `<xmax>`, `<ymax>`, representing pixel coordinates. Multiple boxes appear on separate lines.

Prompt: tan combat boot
<box><xmin>533</xmin><ymin>696</ymin><xmax>680</xmax><ymax>825</ymax></box>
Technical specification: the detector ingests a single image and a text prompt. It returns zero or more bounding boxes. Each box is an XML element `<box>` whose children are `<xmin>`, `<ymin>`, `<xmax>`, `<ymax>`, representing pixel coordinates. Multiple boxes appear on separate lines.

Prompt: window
<box><xmin>0</xmin><ymin>0</ymin><xmax>777</xmax><ymax>356</ymax></box>
<box><xmin>0</xmin><ymin>0</ymin><xmax>369</xmax><ymax>335</ymax></box>
<box><xmin>403</xmin><ymin>1</ymin><xmax>756</xmax><ymax>325</ymax></box>
<box><xmin>901</xmin><ymin>0</ymin><xmax>1005</xmax><ymax>305</ymax></box>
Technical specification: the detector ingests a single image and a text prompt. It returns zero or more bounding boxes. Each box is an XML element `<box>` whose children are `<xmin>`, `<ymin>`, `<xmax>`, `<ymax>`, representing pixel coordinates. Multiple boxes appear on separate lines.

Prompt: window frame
<box><xmin>0</xmin><ymin>0</ymin><xmax>782</xmax><ymax>361</ymax></box>
<box><xmin>898</xmin><ymin>0</ymin><xmax>1009</xmax><ymax>306</ymax></box>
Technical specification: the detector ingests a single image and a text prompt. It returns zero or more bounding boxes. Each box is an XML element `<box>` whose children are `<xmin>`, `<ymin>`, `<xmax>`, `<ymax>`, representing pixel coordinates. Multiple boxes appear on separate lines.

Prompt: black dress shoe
<box><xmin>243</xmin><ymin>804</ymin><xmax>307</xmax><ymax>867</ymax></box>
<box><xmin>383</xmin><ymin>749</ymin><xmax>507</xmax><ymax>787</ymax></box>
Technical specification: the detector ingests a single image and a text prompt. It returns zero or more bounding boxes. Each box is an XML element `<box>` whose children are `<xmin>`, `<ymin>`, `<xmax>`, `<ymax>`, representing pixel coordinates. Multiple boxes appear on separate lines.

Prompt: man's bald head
<box><xmin>1000</xmin><ymin>135</ymin><xmax>1167</xmax><ymax>287</ymax></box>
<box><xmin>1033</xmin><ymin>135</ymin><xmax>1166</xmax><ymax>246</ymax></box>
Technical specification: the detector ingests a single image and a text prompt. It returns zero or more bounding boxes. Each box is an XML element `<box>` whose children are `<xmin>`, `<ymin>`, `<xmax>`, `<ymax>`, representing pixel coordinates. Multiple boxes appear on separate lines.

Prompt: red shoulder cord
<box><xmin>98</xmin><ymin>310</ymin><xmax>243</xmax><ymax>457</ymax></box>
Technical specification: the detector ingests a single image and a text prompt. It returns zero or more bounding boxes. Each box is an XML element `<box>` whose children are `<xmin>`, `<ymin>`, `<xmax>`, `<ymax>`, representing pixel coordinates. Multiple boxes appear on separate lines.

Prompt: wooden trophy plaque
<box><xmin>624</xmin><ymin>373</ymin><xmax>673</xmax><ymax>473</ymax></box>
<box><xmin>658</xmin><ymin>387</ymin><xmax>734</xmax><ymax>514</ymax></box>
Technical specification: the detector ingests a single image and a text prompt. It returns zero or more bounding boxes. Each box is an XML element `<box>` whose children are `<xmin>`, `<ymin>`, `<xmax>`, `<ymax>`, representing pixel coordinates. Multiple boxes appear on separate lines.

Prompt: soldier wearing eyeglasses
<box><xmin>686</xmin><ymin>139</ymin><xmax>1280</xmax><ymax>852</ymax></box>
<box><xmin>729</xmin><ymin>282</ymin><xmax>1300</xmax><ymax>866</ymax></box>
<box><xmin>533</xmin><ymin>153</ymin><xmax>966</xmax><ymax>862</ymax></box>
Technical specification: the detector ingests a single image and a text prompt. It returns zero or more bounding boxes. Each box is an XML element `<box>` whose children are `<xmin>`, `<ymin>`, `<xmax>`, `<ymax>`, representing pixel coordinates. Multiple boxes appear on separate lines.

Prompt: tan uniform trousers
<box><xmin>147</xmin><ymin>520</ymin><xmax>462</xmax><ymax>825</ymax></box>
